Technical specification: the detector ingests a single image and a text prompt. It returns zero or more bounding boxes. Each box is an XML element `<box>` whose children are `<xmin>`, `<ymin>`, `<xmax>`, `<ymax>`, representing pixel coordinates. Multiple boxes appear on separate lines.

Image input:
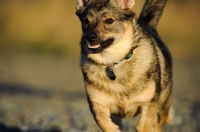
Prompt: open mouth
<box><xmin>88</xmin><ymin>43</ymin><xmax>100</xmax><ymax>49</ymax></box>
<box><xmin>87</xmin><ymin>38</ymin><xmax>114</xmax><ymax>53</ymax></box>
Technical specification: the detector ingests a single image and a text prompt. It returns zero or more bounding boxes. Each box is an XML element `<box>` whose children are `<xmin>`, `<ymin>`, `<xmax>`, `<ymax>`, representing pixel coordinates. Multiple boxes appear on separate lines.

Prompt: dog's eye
<box><xmin>104</xmin><ymin>18</ymin><xmax>114</xmax><ymax>24</ymax></box>
<box><xmin>83</xmin><ymin>18</ymin><xmax>89</xmax><ymax>25</ymax></box>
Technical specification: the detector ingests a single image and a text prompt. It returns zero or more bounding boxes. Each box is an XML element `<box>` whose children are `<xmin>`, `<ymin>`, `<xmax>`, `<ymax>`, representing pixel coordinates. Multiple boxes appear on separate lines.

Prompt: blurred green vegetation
<box><xmin>0</xmin><ymin>0</ymin><xmax>199</xmax><ymax>59</ymax></box>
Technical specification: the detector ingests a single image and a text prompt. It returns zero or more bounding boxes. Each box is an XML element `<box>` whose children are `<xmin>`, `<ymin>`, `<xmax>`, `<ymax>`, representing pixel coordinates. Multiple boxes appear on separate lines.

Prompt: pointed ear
<box><xmin>76</xmin><ymin>0</ymin><xmax>88</xmax><ymax>14</ymax></box>
<box><xmin>119</xmin><ymin>0</ymin><xmax>135</xmax><ymax>10</ymax></box>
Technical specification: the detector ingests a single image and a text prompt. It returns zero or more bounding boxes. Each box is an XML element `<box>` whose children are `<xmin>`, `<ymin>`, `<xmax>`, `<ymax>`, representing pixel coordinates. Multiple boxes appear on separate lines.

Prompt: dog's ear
<box><xmin>76</xmin><ymin>0</ymin><xmax>88</xmax><ymax>15</ymax></box>
<box><xmin>119</xmin><ymin>0</ymin><xmax>135</xmax><ymax>10</ymax></box>
<box><xmin>118</xmin><ymin>0</ymin><xmax>135</xmax><ymax>20</ymax></box>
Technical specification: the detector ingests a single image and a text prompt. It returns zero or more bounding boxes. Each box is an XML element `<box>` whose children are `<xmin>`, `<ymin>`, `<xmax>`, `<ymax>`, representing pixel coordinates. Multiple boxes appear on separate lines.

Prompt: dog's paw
<box><xmin>108</xmin><ymin>125</ymin><xmax>121</xmax><ymax>132</ymax></box>
<box><xmin>112</xmin><ymin>125</ymin><xmax>121</xmax><ymax>132</ymax></box>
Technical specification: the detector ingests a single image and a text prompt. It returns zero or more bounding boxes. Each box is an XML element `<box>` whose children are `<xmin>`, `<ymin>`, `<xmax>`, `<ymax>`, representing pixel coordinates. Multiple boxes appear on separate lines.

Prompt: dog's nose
<box><xmin>86</xmin><ymin>32</ymin><xmax>97</xmax><ymax>42</ymax></box>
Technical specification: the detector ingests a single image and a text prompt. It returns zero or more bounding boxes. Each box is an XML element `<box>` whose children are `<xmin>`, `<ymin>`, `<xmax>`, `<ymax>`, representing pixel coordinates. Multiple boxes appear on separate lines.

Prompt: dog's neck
<box><xmin>87</xmin><ymin>19</ymin><xmax>137</xmax><ymax>66</ymax></box>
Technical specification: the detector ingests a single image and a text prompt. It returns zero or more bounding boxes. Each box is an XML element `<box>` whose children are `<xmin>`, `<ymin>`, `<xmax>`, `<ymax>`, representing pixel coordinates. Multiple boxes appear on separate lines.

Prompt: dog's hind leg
<box><xmin>155</xmin><ymin>98</ymin><xmax>174</xmax><ymax>132</ymax></box>
<box><xmin>153</xmin><ymin>107</ymin><xmax>173</xmax><ymax>132</ymax></box>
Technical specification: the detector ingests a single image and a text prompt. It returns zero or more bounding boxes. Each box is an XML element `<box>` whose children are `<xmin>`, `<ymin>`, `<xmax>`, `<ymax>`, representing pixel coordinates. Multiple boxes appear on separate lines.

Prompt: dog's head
<box><xmin>76</xmin><ymin>0</ymin><xmax>135</xmax><ymax>55</ymax></box>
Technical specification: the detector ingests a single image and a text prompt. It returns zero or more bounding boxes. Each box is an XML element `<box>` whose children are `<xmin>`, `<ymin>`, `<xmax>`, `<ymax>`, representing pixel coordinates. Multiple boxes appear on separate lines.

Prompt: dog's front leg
<box><xmin>92</xmin><ymin>103</ymin><xmax>121</xmax><ymax>132</ymax></box>
<box><xmin>136</xmin><ymin>102</ymin><xmax>158</xmax><ymax>132</ymax></box>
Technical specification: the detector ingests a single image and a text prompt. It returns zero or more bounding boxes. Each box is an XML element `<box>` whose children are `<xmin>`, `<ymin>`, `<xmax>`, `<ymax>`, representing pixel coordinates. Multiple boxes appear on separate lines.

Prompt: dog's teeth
<box><xmin>88</xmin><ymin>44</ymin><xmax>100</xmax><ymax>49</ymax></box>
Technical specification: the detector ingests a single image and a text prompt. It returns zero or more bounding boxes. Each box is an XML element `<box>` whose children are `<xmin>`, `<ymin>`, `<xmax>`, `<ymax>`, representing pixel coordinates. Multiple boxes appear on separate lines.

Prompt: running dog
<box><xmin>76</xmin><ymin>0</ymin><xmax>173</xmax><ymax>131</ymax></box>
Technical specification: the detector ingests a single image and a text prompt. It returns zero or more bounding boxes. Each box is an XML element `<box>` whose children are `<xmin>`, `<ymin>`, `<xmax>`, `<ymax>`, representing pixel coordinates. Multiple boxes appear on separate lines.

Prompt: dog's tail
<box><xmin>138</xmin><ymin>0</ymin><xmax>167</xmax><ymax>30</ymax></box>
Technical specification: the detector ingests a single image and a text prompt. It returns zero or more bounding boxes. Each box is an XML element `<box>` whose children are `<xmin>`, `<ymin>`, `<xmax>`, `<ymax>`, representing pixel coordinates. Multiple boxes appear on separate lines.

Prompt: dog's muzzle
<box><xmin>85</xmin><ymin>32</ymin><xmax>114</xmax><ymax>53</ymax></box>
<box><xmin>86</xmin><ymin>32</ymin><xmax>100</xmax><ymax>49</ymax></box>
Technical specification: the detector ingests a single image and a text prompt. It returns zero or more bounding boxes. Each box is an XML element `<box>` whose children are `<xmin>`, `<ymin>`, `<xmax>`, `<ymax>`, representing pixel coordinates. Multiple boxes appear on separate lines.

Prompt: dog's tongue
<box><xmin>88</xmin><ymin>43</ymin><xmax>100</xmax><ymax>49</ymax></box>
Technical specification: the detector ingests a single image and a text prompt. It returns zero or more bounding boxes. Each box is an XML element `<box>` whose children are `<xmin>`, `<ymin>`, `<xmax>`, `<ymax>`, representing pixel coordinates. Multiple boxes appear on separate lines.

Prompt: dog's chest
<box><xmin>85</xmin><ymin>64</ymin><xmax>156</xmax><ymax>117</ymax></box>
<box><xmin>83</xmin><ymin>60</ymin><xmax>134</xmax><ymax>87</ymax></box>
<box><xmin>83</xmin><ymin>53</ymin><xmax>156</xmax><ymax>117</ymax></box>
<box><xmin>87</xmin><ymin>86</ymin><xmax>141</xmax><ymax>117</ymax></box>
<box><xmin>87</xmin><ymin>85</ymin><xmax>155</xmax><ymax>118</ymax></box>
<box><xmin>110</xmin><ymin>96</ymin><xmax>141</xmax><ymax>118</ymax></box>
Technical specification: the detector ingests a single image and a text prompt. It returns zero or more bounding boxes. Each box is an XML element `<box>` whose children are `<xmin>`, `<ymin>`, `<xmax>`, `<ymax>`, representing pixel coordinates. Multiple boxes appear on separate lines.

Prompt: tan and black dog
<box><xmin>76</xmin><ymin>0</ymin><xmax>173</xmax><ymax>131</ymax></box>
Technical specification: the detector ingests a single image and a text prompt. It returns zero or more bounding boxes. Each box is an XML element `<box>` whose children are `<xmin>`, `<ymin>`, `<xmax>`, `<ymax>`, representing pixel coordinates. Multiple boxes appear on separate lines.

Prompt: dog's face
<box><xmin>76</xmin><ymin>0</ymin><xmax>135</xmax><ymax>54</ymax></box>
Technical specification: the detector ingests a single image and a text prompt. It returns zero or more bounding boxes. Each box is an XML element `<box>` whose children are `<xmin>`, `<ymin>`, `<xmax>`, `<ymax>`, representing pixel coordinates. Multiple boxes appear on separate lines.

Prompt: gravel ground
<box><xmin>0</xmin><ymin>54</ymin><xmax>199</xmax><ymax>132</ymax></box>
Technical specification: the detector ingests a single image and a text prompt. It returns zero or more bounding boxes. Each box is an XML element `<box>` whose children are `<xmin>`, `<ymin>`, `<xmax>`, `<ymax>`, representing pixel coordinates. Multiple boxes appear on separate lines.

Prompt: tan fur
<box><xmin>76</xmin><ymin>0</ymin><xmax>172</xmax><ymax>131</ymax></box>
<box><xmin>86</xmin><ymin>80</ymin><xmax>155</xmax><ymax>117</ymax></box>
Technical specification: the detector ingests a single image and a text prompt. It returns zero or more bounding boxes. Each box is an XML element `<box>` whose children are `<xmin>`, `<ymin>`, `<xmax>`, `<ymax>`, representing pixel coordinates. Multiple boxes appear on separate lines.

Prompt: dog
<box><xmin>76</xmin><ymin>0</ymin><xmax>173</xmax><ymax>131</ymax></box>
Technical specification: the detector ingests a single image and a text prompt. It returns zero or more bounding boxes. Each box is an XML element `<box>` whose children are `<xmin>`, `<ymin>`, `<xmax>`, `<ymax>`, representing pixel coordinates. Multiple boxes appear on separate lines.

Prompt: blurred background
<box><xmin>0</xmin><ymin>0</ymin><xmax>199</xmax><ymax>132</ymax></box>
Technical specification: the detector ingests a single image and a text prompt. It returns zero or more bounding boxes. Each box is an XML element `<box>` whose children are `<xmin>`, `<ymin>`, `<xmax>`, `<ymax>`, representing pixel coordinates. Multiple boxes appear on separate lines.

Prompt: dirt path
<box><xmin>0</xmin><ymin>54</ymin><xmax>199</xmax><ymax>132</ymax></box>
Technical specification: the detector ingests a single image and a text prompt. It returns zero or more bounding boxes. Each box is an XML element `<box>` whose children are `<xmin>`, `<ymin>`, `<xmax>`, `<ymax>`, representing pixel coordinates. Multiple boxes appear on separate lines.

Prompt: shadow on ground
<box><xmin>0</xmin><ymin>83</ymin><xmax>85</xmax><ymax>100</ymax></box>
<box><xmin>0</xmin><ymin>122</ymin><xmax>61</xmax><ymax>132</ymax></box>
<box><xmin>0</xmin><ymin>83</ymin><xmax>52</xmax><ymax>98</ymax></box>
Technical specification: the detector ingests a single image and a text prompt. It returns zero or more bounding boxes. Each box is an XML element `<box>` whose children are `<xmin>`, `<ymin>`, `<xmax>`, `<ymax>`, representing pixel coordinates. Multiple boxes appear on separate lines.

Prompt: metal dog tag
<box><xmin>105</xmin><ymin>67</ymin><xmax>116</xmax><ymax>80</ymax></box>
